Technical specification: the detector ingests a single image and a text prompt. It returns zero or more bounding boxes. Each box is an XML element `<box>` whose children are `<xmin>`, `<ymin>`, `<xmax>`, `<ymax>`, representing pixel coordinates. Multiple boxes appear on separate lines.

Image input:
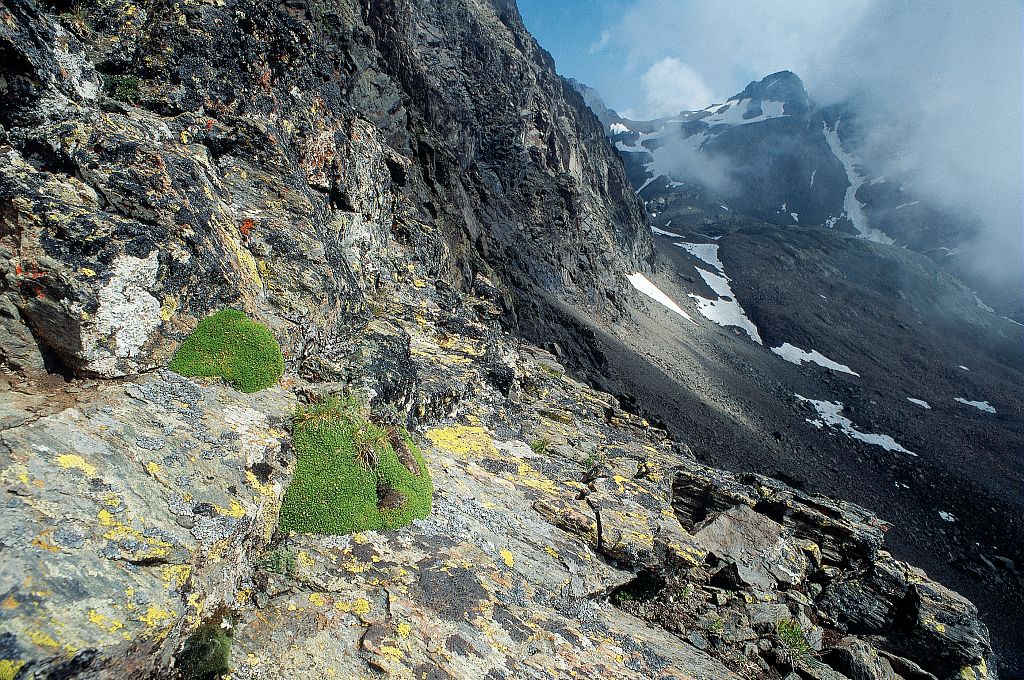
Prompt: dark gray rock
<box><xmin>822</xmin><ymin>638</ymin><xmax>897</xmax><ymax>680</ymax></box>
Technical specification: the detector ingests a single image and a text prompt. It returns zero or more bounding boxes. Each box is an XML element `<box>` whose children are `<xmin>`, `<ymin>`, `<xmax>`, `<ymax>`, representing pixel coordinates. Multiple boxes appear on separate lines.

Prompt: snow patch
<box><xmin>676</xmin><ymin>242</ymin><xmax>725</xmax><ymax>272</ymax></box>
<box><xmin>610</xmin><ymin>123</ymin><xmax>629</xmax><ymax>134</ymax></box>
<box><xmin>822</xmin><ymin>122</ymin><xmax>895</xmax><ymax>245</ymax></box>
<box><xmin>954</xmin><ymin>398</ymin><xmax>996</xmax><ymax>414</ymax></box>
<box><xmin>628</xmin><ymin>273</ymin><xmax>696</xmax><ymax>324</ymax></box>
<box><xmin>702</xmin><ymin>98</ymin><xmax>788</xmax><ymax>126</ymax></box>
<box><xmin>972</xmin><ymin>293</ymin><xmax>995</xmax><ymax>314</ymax></box>
<box><xmin>907</xmin><ymin>398</ymin><xmax>932</xmax><ymax>410</ymax></box>
<box><xmin>771</xmin><ymin>343</ymin><xmax>859</xmax><ymax>376</ymax></box>
<box><xmin>796</xmin><ymin>395</ymin><xmax>917</xmax><ymax>456</ymax></box>
<box><xmin>651</xmin><ymin>226</ymin><xmax>685</xmax><ymax>238</ymax></box>
<box><xmin>690</xmin><ymin>269</ymin><xmax>762</xmax><ymax>344</ymax></box>
<box><xmin>636</xmin><ymin>176</ymin><xmax>657</xmax><ymax>194</ymax></box>
<box><xmin>938</xmin><ymin>511</ymin><xmax>957</xmax><ymax>523</ymax></box>
<box><xmin>676</xmin><ymin>242</ymin><xmax>761</xmax><ymax>344</ymax></box>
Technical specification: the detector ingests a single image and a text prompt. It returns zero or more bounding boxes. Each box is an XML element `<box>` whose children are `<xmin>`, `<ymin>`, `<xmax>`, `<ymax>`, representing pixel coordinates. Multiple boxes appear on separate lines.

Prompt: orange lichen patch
<box><xmin>239</xmin><ymin>218</ymin><xmax>256</xmax><ymax>236</ymax></box>
<box><xmin>31</xmin><ymin>531</ymin><xmax>62</xmax><ymax>553</ymax></box>
<box><xmin>14</xmin><ymin>261</ymin><xmax>47</xmax><ymax>279</ymax></box>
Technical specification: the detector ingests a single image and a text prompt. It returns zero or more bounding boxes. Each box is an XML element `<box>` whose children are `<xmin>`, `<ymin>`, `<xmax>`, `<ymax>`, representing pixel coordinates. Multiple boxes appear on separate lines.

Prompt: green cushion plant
<box><xmin>178</xmin><ymin>617</ymin><xmax>232</xmax><ymax>680</ymax></box>
<box><xmin>279</xmin><ymin>397</ymin><xmax>433</xmax><ymax>535</ymax></box>
<box><xmin>169</xmin><ymin>309</ymin><xmax>284</xmax><ymax>394</ymax></box>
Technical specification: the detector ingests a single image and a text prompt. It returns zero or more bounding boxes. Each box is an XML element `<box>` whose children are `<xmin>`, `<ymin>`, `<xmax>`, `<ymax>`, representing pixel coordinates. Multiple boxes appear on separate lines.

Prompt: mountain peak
<box><xmin>731</xmin><ymin>70</ymin><xmax>810</xmax><ymax>115</ymax></box>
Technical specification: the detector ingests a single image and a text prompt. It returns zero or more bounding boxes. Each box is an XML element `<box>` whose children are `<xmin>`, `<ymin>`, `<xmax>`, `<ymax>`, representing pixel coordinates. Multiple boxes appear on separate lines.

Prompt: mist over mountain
<box><xmin>808</xmin><ymin>0</ymin><xmax>1024</xmax><ymax>310</ymax></box>
<box><xmin>590</xmin><ymin>61</ymin><xmax>1022</xmax><ymax>317</ymax></box>
<box><xmin>528</xmin><ymin>0</ymin><xmax>1023</xmax><ymax>312</ymax></box>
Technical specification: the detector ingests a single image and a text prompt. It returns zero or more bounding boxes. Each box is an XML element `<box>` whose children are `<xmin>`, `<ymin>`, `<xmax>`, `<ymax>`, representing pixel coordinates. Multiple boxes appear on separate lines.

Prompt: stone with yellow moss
<box><xmin>0</xmin><ymin>372</ymin><xmax>293</xmax><ymax>676</ymax></box>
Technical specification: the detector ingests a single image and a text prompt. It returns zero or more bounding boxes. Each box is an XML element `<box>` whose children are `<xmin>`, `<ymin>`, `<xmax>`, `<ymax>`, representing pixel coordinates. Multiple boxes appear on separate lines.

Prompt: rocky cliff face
<box><xmin>0</xmin><ymin>0</ymin><xmax>649</xmax><ymax>382</ymax></box>
<box><xmin>0</xmin><ymin>0</ymin><xmax>1000</xmax><ymax>678</ymax></box>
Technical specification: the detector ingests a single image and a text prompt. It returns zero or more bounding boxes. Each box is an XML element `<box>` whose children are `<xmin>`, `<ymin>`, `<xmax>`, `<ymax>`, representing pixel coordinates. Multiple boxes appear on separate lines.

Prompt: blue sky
<box><xmin>515</xmin><ymin>0</ymin><xmax>632</xmax><ymax>91</ymax></box>
<box><xmin>517</xmin><ymin>0</ymin><xmax>880</xmax><ymax>118</ymax></box>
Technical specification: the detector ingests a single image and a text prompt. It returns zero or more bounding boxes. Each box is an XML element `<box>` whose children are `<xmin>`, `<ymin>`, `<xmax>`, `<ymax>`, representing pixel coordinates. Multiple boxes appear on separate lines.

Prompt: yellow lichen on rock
<box><xmin>499</xmin><ymin>548</ymin><xmax>515</xmax><ymax>568</ymax></box>
<box><xmin>960</xmin><ymin>658</ymin><xmax>989</xmax><ymax>680</ymax></box>
<box><xmin>88</xmin><ymin>609</ymin><xmax>125</xmax><ymax>635</ymax></box>
<box><xmin>426</xmin><ymin>425</ymin><xmax>497</xmax><ymax>458</ymax></box>
<box><xmin>55</xmin><ymin>454</ymin><xmax>97</xmax><ymax>477</ymax></box>
<box><xmin>0</xmin><ymin>660</ymin><xmax>26</xmax><ymax>680</ymax></box>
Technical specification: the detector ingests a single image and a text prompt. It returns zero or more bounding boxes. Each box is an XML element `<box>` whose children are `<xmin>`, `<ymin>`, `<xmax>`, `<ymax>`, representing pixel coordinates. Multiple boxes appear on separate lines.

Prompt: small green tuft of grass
<box><xmin>529</xmin><ymin>438</ymin><xmax>550</xmax><ymax>456</ymax></box>
<box><xmin>59</xmin><ymin>2</ymin><xmax>91</xmax><ymax>30</ymax></box>
<box><xmin>169</xmin><ymin>309</ymin><xmax>284</xmax><ymax>394</ymax></box>
<box><xmin>258</xmin><ymin>546</ymin><xmax>298</xmax><ymax>576</ymax></box>
<box><xmin>107</xmin><ymin>74</ymin><xmax>140</xmax><ymax>104</ymax></box>
<box><xmin>178</xmin><ymin>617</ymin><xmax>232</xmax><ymax>680</ymax></box>
<box><xmin>610</xmin><ymin>590</ymin><xmax>634</xmax><ymax>606</ymax></box>
<box><xmin>278</xmin><ymin>396</ymin><xmax>433</xmax><ymax>536</ymax></box>
<box><xmin>777</xmin><ymin>618</ymin><xmax>812</xmax><ymax>663</ymax></box>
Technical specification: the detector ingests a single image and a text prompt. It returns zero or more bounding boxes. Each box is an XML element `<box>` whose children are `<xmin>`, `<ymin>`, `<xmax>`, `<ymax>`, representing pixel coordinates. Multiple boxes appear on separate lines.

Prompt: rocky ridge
<box><xmin>0</xmin><ymin>0</ymin><xmax>999</xmax><ymax>678</ymax></box>
<box><xmin>0</xmin><ymin>301</ymin><xmax>996</xmax><ymax>678</ymax></box>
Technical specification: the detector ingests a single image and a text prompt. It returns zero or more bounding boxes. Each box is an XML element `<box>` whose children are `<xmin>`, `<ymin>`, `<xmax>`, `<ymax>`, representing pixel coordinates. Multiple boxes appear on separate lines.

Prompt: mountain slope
<box><xmin>570</xmin><ymin>72</ymin><xmax>1024</xmax><ymax>673</ymax></box>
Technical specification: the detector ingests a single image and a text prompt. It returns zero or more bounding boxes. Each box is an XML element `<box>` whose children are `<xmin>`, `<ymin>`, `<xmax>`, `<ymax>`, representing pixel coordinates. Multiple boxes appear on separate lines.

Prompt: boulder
<box><xmin>692</xmin><ymin>504</ymin><xmax>808</xmax><ymax>591</ymax></box>
<box><xmin>0</xmin><ymin>372</ymin><xmax>294</xmax><ymax>676</ymax></box>
<box><xmin>823</xmin><ymin>637</ymin><xmax>897</xmax><ymax>680</ymax></box>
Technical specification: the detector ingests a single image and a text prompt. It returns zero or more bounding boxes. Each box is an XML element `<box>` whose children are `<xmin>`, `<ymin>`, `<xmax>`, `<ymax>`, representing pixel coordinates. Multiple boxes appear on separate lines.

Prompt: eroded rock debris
<box><xmin>0</xmin><ymin>0</ymin><xmax>997</xmax><ymax>678</ymax></box>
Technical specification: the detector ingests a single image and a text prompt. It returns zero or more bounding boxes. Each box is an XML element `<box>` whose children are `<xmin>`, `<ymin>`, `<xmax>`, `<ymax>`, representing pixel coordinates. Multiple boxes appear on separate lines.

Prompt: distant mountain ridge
<box><xmin>575</xmin><ymin>72</ymin><xmax>1020</xmax><ymax>317</ymax></box>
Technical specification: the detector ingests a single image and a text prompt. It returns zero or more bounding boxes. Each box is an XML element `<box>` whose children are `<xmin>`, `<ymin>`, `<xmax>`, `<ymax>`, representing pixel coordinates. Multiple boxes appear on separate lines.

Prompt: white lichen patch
<box><xmin>84</xmin><ymin>252</ymin><xmax>162</xmax><ymax>376</ymax></box>
<box><xmin>222</xmin><ymin>404</ymin><xmax>282</xmax><ymax>467</ymax></box>
<box><xmin>51</xmin><ymin>23</ymin><xmax>99</xmax><ymax>101</ymax></box>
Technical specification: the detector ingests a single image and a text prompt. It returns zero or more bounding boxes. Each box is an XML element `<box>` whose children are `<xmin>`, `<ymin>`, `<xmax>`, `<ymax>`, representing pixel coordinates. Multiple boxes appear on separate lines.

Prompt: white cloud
<box><xmin>596</xmin><ymin>0</ymin><xmax>877</xmax><ymax>118</ymax></box>
<box><xmin>589</xmin><ymin>30</ymin><xmax>611</xmax><ymax>53</ymax></box>
<box><xmin>811</xmin><ymin>0</ymin><xmax>1023</xmax><ymax>291</ymax></box>
<box><xmin>640</xmin><ymin>57</ymin><xmax>717</xmax><ymax>116</ymax></box>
